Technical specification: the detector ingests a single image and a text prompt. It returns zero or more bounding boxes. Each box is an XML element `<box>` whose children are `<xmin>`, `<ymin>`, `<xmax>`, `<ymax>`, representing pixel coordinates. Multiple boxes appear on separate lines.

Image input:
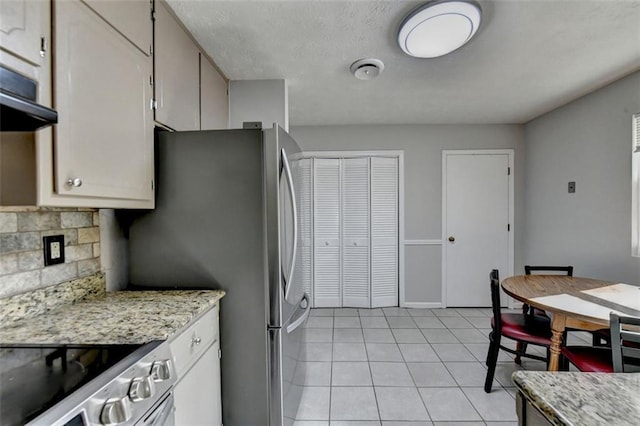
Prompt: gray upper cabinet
<box><xmin>82</xmin><ymin>0</ymin><xmax>153</xmax><ymax>56</ymax></box>
<box><xmin>200</xmin><ymin>54</ymin><xmax>228</xmax><ymax>130</ymax></box>
<box><xmin>0</xmin><ymin>0</ymin><xmax>49</xmax><ymax>67</ymax></box>
<box><xmin>154</xmin><ymin>1</ymin><xmax>200</xmax><ymax>131</ymax></box>
<box><xmin>52</xmin><ymin>0</ymin><xmax>154</xmax><ymax>206</ymax></box>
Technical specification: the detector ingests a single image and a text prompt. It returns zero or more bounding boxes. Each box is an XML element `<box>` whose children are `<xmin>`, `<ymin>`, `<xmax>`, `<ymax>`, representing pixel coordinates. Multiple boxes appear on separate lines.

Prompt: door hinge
<box><xmin>218</xmin><ymin>348</ymin><xmax>222</xmax><ymax>359</ymax></box>
<box><xmin>507</xmin><ymin>167</ymin><xmax>511</xmax><ymax>175</ymax></box>
<box><xmin>150</xmin><ymin>0</ymin><xmax>155</xmax><ymax>21</ymax></box>
<box><xmin>507</xmin><ymin>224</ymin><xmax>511</xmax><ymax>231</ymax></box>
<box><xmin>151</xmin><ymin>180</ymin><xmax>154</xmax><ymax>191</ymax></box>
<box><xmin>150</xmin><ymin>99</ymin><xmax>157</xmax><ymax>110</ymax></box>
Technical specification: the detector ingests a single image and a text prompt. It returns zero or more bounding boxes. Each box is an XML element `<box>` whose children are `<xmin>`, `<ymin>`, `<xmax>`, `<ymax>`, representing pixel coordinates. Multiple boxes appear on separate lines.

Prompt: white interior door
<box><xmin>313</xmin><ymin>158</ymin><xmax>341</xmax><ymax>307</ymax></box>
<box><xmin>342</xmin><ymin>158</ymin><xmax>371</xmax><ymax>307</ymax></box>
<box><xmin>371</xmin><ymin>157</ymin><xmax>399</xmax><ymax>307</ymax></box>
<box><xmin>444</xmin><ymin>152</ymin><xmax>512</xmax><ymax>307</ymax></box>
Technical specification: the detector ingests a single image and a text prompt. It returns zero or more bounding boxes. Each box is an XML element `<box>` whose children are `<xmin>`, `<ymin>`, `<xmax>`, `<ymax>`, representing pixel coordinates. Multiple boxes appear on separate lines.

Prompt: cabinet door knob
<box><xmin>448</xmin><ymin>236</ymin><xmax>455</xmax><ymax>242</ymax></box>
<box><xmin>192</xmin><ymin>336</ymin><xmax>202</xmax><ymax>346</ymax></box>
<box><xmin>67</xmin><ymin>178</ymin><xmax>83</xmax><ymax>187</ymax></box>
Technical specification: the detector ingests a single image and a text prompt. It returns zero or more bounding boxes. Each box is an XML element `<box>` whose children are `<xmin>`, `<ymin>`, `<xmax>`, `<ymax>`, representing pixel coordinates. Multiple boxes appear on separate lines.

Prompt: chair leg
<box><xmin>484</xmin><ymin>332</ymin><xmax>501</xmax><ymax>393</ymax></box>
<box><xmin>515</xmin><ymin>342</ymin><xmax>527</xmax><ymax>365</ymax></box>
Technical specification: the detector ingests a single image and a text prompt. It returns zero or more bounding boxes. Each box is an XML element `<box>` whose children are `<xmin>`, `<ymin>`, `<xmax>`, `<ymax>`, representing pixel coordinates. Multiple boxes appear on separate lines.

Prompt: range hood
<box><xmin>0</xmin><ymin>65</ymin><xmax>57</xmax><ymax>132</ymax></box>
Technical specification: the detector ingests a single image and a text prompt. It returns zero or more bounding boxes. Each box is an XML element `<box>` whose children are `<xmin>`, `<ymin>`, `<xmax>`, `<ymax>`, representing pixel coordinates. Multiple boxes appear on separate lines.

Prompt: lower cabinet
<box><xmin>516</xmin><ymin>391</ymin><xmax>552</xmax><ymax>426</ymax></box>
<box><xmin>170</xmin><ymin>305</ymin><xmax>222</xmax><ymax>425</ymax></box>
<box><xmin>174</xmin><ymin>340</ymin><xmax>222</xmax><ymax>425</ymax></box>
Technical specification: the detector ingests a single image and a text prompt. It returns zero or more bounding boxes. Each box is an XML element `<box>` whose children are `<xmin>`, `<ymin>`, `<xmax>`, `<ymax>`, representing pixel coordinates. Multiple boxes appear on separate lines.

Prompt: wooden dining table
<box><xmin>501</xmin><ymin>275</ymin><xmax>640</xmax><ymax>371</ymax></box>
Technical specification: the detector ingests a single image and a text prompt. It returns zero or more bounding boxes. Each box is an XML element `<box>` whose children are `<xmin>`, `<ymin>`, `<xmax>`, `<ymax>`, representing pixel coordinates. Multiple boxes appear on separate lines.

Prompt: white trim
<box><xmin>398</xmin><ymin>153</ymin><xmax>405</xmax><ymax>308</ymax></box>
<box><xmin>404</xmin><ymin>239</ymin><xmax>442</xmax><ymax>246</ymax></box>
<box><xmin>441</xmin><ymin>149</ymin><xmax>515</xmax><ymax>308</ymax></box>
<box><xmin>403</xmin><ymin>302</ymin><xmax>443</xmax><ymax>309</ymax></box>
<box><xmin>632</xmin><ymin>113</ymin><xmax>640</xmax><ymax>257</ymax></box>
<box><xmin>299</xmin><ymin>150</ymin><xmax>404</xmax><ymax>159</ymax></box>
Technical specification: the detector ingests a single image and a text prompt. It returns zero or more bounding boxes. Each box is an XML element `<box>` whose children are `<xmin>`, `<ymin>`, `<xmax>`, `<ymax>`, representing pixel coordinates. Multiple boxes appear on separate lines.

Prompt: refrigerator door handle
<box><xmin>287</xmin><ymin>294</ymin><xmax>310</xmax><ymax>334</ymax></box>
<box><xmin>281</xmin><ymin>148</ymin><xmax>298</xmax><ymax>301</ymax></box>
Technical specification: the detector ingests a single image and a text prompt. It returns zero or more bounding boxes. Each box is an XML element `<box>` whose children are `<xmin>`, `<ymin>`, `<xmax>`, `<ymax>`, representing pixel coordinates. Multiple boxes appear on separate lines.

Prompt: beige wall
<box><xmin>0</xmin><ymin>207</ymin><xmax>101</xmax><ymax>298</ymax></box>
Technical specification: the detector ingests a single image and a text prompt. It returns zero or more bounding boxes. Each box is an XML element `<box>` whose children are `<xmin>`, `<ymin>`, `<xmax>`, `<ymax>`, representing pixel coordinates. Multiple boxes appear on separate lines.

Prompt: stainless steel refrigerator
<box><xmin>126</xmin><ymin>125</ymin><xmax>309</xmax><ymax>425</ymax></box>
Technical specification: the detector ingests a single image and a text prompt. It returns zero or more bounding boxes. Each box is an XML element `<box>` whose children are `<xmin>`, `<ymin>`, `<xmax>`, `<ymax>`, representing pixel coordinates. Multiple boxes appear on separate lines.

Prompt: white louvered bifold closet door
<box><xmin>292</xmin><ymin>158</ymin><xmax>313</xmax><ymax>303</ymax></box>
<box><xmin>370</xmin><ymin>157</ymin><xmax>399</xmax><ymax>307</ymax></box>
<box><xmin>341</xmin><ymin>158</ymin><xmax>371</xmax><ymax>308</ymax></box>
<box><xmin>313</xmin><ymin>158</ymin><xmax>342</xmax><ymax>307</ymax></box>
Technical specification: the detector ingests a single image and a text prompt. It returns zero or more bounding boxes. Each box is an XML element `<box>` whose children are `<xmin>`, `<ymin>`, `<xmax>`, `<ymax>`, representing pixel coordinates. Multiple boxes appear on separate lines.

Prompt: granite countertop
<box><xmin>512</xmin><ymin>370</ymin><xmax>640</xmax><ymax>426</ymax></box>
<box><xmin>0</xmin><ymin>273</ymin><xmax>225</xmax><ymax>346</ymax></box>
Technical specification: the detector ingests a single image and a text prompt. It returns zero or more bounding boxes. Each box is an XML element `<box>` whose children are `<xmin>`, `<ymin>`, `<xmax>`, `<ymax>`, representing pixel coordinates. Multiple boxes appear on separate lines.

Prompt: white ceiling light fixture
<box><xmin>398</xmin><ymin>0</ymin><xmax>482</xmax><ymax>58</ymax></box>
<box><xmin>350</xmin><ymin>58</ymin><xmax>385</xmax><ymax>80</ymax></box>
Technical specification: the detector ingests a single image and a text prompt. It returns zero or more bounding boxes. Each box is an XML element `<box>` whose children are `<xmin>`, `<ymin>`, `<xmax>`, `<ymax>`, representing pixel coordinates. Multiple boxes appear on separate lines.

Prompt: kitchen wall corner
<box><xmin>0</xmin><ymin>206</ymin><xmax>101</xmax><ymax>298</ymax></box>
<box><xmin>99</xmin><ymin>209</ymin><xmax>129</xmax><ymax>292</ymax></box>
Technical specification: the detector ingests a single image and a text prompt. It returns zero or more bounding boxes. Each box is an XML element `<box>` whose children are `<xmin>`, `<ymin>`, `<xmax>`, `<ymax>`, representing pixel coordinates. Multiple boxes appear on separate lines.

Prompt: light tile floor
<box><xmin>295</xmin><ymin>307</ymin><xmax>591</xmax><ymax>426</ymax></box>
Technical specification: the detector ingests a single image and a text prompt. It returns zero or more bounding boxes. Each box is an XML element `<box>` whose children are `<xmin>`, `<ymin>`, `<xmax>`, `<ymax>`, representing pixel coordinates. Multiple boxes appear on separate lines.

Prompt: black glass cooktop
<box><xmin>0</xmin><ymin>345</ymin><xmax>141</xmax><ymax>426</ymax></box>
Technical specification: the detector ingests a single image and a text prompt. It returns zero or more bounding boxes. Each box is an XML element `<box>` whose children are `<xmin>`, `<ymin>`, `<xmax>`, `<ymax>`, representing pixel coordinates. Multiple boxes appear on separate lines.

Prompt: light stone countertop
<box><xmin>0</xmin><ymin>273</ymin><xmax>225</xmax><ymax>346</ymax></box>
<box><xmin>512</xmin><ymin>370</ymin><xmax>640</xmax><ymax>426</ymax></box>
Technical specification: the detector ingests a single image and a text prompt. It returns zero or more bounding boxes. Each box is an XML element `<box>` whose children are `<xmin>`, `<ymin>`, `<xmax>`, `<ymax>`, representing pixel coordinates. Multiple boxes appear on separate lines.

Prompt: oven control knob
<box><xmin>150</xmin><ymin>359</ymin><xmax>172</xmax><ymax>382</ymax></box>
<box><xmin>100</xmin><ymin>396</ymin><xmax>132</xmax><ymax>425</ymax></box>
<box><xmin>129</xmin><ymin>374</ymin><xmax>156</xmax><ymax>402</ymax></box>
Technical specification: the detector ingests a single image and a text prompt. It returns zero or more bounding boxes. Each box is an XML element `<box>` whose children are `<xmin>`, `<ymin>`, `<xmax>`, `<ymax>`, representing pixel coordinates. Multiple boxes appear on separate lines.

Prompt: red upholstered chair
<box><xmin>520</xmin><ymin>265</ymin><xmax>609</xmax><ymax>357</ymax></box>
<box><xmin>484</xmin><ymin>269</ymin><xmax>552</xmax><ymax>393</ymax></box>
<box><xmin>516</xmin><ymin>265</ymin><xmax>574</xmax><ymax>363</ymax></box>
<box><xmin>561</xmin><ymin>312</ymin><xmax>640</xmax><ymax>373</ymax></box>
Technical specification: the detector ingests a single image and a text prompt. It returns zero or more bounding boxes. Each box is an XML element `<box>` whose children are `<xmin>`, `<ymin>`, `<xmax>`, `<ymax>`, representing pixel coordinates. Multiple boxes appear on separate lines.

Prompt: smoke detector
<box><xmin>350</xmin><ymin>58</ymin><xmax>384</xmax><ymax>80</ymax></box>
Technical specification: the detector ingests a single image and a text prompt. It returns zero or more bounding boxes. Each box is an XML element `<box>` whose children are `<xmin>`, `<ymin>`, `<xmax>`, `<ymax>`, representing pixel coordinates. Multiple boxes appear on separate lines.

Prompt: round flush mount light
<box><xmin>397</xmin><ymin>0</ymin><xmax>482</xmax><ymax>58</ymax></box>
<box><xmin>350</xmin><ymin>58</ymin><xmax>385</xmax><ymax>80</ymax></box>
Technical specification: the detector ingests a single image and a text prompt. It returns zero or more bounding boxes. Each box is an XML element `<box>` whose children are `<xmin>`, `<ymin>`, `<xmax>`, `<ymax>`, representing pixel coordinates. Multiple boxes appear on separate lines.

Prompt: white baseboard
<box><xmin>402</xmin><ymin>302</ymin><xmax>443</xmax><ymax>309</ymax></box>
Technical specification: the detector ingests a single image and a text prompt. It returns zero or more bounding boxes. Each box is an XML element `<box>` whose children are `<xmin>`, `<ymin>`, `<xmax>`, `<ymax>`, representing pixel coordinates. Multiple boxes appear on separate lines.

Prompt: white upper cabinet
<box><xmin>0</xmin><ymin>0</ymin><xmax>49</xmax><ymax>67</ymax></box>
<box><xmin>82</xmin><ymin>0</ymin><xmax>152</xmax><ymax>56</ymax></box>
<box><xmin>154</xmin><ymin>1</ymin><xmax>200</xmax><ymax>131</ymax></box>
<box><xmin>52</xmin><ymin>0</ymin><xmax>153</xmax><ymax>205</ymax></box>
<box><xmin>200</xmin><ymin>54</ymin><xmax>228</xmax><ymax>130</ymax></box>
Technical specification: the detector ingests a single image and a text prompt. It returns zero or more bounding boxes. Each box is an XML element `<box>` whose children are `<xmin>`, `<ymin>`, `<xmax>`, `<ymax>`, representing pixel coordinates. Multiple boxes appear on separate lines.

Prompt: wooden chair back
<box><xmin>489</xmin><ymin>269</ymin><xmax>502</xmax><ymax>331</ymax></box>
<box><xmin>524</xmin><ymin>265</ymin><xmax>573</xmax><ymax>276</ymax></box>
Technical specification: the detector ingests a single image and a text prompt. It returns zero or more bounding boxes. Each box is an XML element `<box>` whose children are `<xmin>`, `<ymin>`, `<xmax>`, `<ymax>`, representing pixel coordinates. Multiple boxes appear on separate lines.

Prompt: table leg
<box><xmin>548</xmin><ymin>314</ymin><xmax>566</xmax><ymax>371</ymax></box>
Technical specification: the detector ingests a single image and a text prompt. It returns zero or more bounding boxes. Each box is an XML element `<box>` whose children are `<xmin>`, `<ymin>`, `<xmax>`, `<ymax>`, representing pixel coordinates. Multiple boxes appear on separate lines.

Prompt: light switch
<box><xmin>568</xmin><ymin>181</ymin><xmax>576</xmax><ymax>193</ymax></box>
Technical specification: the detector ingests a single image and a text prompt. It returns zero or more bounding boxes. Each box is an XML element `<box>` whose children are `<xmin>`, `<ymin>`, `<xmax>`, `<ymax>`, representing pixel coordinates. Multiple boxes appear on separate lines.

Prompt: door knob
<box><xmin>448</xmin><ymin>236</ymin><xmax>455</xmax><ymax>242</ymax></box>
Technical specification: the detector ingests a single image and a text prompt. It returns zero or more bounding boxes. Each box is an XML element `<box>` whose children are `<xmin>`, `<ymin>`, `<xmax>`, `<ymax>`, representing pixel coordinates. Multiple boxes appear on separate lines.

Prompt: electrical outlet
<box><xmin>43</xmin><ymin>235</ymin><xmax>65</xmax><ymax>266</ymax></box>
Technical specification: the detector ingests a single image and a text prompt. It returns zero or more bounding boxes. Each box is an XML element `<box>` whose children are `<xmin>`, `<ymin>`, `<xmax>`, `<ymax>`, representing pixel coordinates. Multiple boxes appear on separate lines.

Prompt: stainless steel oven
<box><xmin>0</xmin><ymin>341</ymin><xmax>176</xmax><ymax>426</ymax></box>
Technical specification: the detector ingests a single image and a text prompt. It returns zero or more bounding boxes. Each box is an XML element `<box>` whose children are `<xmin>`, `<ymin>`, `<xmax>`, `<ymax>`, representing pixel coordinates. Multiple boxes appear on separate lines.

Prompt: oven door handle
<box><xmin>142</xmin><ymin>393</ymin><xmax>175</xmax><ymax>426</ymax></box>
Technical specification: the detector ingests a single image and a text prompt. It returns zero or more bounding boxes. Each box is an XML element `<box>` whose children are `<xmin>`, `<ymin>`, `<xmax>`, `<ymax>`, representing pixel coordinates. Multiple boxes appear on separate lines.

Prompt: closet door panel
<box><xmin>342</xmin><ymin>158</ymin><xmax>370</xmax><ymax>308</ymax></box>
<box><xmin>313</xmin><ymin>158</ymin><xmax>341</xmax><ymax>307</ymax></box>
<box><xmin>292</xmin><ymin>158</ymin><xmax>313</xmax><ymax>304</ymax></box>
<box><xmin>371</xmin><ymin>157</ymin><xmax>399</xmax><ymax>307</ymax></box>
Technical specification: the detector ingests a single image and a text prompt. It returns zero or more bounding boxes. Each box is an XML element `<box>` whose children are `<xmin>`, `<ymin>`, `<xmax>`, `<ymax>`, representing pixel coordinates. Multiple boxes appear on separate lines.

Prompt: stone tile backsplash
<box><xmin>0</xmin><ymin>207</ymin><xmax>101</xmax><ymax>298</ymax></box>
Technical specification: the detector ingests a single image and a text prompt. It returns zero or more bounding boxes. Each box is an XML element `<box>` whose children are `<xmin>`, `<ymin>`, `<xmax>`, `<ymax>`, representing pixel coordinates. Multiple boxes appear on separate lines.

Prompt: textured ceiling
<box><xmin>165</xmin><ymin>0</ymin><xmax>640</xmax><ymax>126</ymax></box>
